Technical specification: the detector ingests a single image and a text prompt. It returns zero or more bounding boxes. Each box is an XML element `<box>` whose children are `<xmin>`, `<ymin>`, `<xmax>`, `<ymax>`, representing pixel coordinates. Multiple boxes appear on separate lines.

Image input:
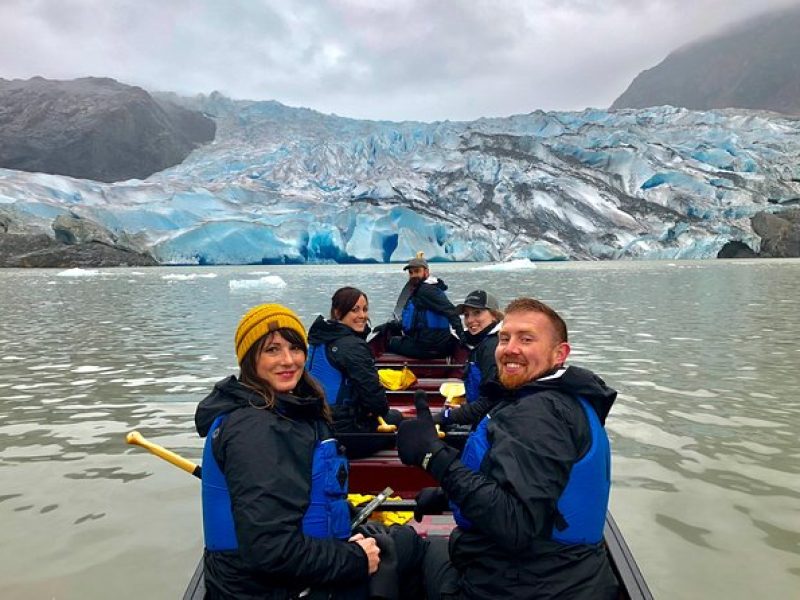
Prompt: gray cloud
<box><xmin>1</xmin><ymin>0</ymin><xmax>798</xmax><ymax>121</ymax></box>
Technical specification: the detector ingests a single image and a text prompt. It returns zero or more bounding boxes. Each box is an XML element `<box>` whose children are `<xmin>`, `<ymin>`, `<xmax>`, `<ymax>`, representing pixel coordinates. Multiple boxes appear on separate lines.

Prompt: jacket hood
<box><xmin>307</xmin><ymin>315</ymin><xmax>369</xmax><ymax>345</ymax></box>
<box><xmin>532</xmin><ymin>365</ymin><xmax>616</xmax><ymax>424</ymax></box>
<box><xmin>195</xmin><ymin>375</ymin><xmax>326</xmax><ymax>437</ymax></box>
<box><xmin>195</xmin><ymin>376</ymin><xmax>249</xmax><ymax>436</ymax></box>
<box><xmin>422</xmin><ymin>276</ymin><xmax>448</xmax><ymax>291</ymax></box>
<box><xmin>484</xmin><ymin>365</ymin><xmax>616</xmax><ymax>424</ymax></box>
<box><xmin>464</xmin><ymin>320</ymin><xmax>501</xmax><ymax>348</ymax></box>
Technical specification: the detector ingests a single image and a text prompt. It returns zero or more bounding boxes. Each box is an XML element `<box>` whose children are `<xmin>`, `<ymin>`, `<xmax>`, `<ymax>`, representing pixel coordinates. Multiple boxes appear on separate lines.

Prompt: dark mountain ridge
<box><xmin>0</xmin><ymin>76</ymin><xmax>216</xmax><ymax>182</ymax></box>
<box><xmin>612</xmin><ymin>6</ymin><xmax>800</xmax><ymax>115</ymax></box>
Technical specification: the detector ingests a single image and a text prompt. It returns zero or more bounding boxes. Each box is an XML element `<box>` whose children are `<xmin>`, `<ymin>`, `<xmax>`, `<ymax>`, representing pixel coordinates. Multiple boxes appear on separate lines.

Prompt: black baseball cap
<box><xmin>457</xmin><ymin>290</ymin><xmax>499</xmax><ymax>313</ymax></box>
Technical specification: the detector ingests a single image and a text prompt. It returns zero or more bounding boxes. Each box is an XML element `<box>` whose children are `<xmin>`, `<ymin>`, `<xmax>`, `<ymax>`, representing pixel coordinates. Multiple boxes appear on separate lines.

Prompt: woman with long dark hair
<box><xmin>307</xmin><ymin>287</ymin><xmax>403</xmax><ymax>458</ymax></box>
<box><xmin>195</xmin><ymin>303</ymin><xmax>380</xmax><ymax>599</ymax></box>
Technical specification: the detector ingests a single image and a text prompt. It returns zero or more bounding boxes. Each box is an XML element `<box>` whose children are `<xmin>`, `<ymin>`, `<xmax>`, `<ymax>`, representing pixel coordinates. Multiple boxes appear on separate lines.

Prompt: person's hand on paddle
<box><xmin>432</xmin><ymin>407</ymin><xmax>452</xmax><ymax>430</ymax></box>
<box><xmin>414</xmin><ymin>486</ymin><xmax>449</xmax><ymax>522</ymax></box>
<box><xmin>349</xmin><ymin>533</ymin><xmax>381</xmax><ymax>575</ymax></box>
<box><xmin>397</xmin><ymin>391</ymin><xmax>445</xmax><ymax>469</ymax></box>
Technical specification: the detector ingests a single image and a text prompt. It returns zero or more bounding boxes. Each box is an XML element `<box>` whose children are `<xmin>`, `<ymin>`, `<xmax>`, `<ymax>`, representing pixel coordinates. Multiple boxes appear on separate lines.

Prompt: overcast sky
<box><xmin>0</xmin><ymin>0</ymin><xmax>797</xmax><ymax>122</ymax></box>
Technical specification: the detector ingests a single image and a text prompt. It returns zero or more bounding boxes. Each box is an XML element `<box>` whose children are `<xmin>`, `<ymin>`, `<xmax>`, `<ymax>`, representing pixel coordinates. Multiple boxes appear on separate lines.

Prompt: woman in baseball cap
<box><xmin>435</xmin><ymin>290</ymin><xmax>505</xmax><ymax>431</ymax></box>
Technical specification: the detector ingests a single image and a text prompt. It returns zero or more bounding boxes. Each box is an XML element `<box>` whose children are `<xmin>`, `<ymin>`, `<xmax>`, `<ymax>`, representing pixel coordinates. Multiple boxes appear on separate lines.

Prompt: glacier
<box><xmin>1</xmin><ymin>93</ymin><xmax>799</xmax><ymax>264</ymax></box>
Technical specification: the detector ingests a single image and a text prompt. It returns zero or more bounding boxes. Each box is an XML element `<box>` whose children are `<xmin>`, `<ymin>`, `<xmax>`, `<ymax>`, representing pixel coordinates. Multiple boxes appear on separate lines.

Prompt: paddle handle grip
<box><xmin>376</xmin><ymin>416</ymin><xmax>397</xmax><ymax>433</ymax></box>
<box><xmin>126</xmin><ymin>431</ymin><xmax>202</xmax><ymax>479</ymax></box>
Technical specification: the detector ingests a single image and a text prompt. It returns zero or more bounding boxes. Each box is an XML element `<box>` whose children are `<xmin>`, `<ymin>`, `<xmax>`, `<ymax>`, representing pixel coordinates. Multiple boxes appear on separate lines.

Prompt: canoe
<box><xmin>182</xmin><ymin>511</ymin><xmax>651</xmax><ymax>600</ymax></box>
<box><xmin>183</xmin><ymin>347</ymin><xmax>654</xmax><ymax>600</ymax></box>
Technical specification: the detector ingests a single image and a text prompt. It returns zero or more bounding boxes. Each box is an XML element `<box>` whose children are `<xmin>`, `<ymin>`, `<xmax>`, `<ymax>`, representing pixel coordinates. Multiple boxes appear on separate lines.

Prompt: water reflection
<box><xmin>655</xmin><ymin>513</ymin><xmax>716</xmax><ymax>549</ymax></box>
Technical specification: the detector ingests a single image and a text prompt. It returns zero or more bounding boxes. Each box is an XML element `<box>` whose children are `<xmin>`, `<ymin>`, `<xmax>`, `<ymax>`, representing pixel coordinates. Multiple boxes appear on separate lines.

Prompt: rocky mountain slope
<box><xmin>612</xmin><ymin>6</ymin><xmax>800</xmax><ymax>115</ymax></box>
<box><xmin>0</xmin><ymin>77</ymin><xmax>216</xmax><ymax>182</ymax></box>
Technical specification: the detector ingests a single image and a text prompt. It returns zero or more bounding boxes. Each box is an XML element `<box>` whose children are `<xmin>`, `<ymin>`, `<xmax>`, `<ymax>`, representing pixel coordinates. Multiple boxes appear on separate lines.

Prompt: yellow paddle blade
<box><xmin>439</xmin><ymin>381</ymin><xmax>466</xmax><ymax>405</ymax></box>
<box><xmin>378</xmin><ymin>366</ymin><xmax>418</xmax><ymax>390</ymax></box>
<box><xmin>347</xmin><ymin>494</ymin><xmax>413</xmax><ymax>526</ymax></box>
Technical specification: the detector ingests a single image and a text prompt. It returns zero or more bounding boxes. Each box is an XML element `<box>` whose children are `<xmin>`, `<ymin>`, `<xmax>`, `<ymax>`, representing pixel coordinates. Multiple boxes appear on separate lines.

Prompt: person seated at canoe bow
<box><xmin>194</xmin><ymin>303</ymin><xmax>380</xmax><ymax>599</ymax></box>
<box><xmin>436</xmin><ymin>290</ymin><xmax>504</xmax><ymax>431</ymax></box>
<box><xmin>307</xmin><ymin>286</ymin><xmax>404</xmax><ymax>459</ymax></box>
<box><xmin>384</xmin><ymin>254</ymin><xmax>465</xmax><ymax>359</ymax></box>
<box><xmin>396</xmin><ymin>297</ymin><xmax>619</xmax><ymax>600</ymax></box>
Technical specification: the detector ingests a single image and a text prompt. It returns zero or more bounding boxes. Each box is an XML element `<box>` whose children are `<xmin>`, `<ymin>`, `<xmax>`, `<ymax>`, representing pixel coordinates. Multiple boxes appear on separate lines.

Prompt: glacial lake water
<box><xmin>1</xmin><ymin>259</ymin><xmax>799</xmax><ymax>599</ymax></box>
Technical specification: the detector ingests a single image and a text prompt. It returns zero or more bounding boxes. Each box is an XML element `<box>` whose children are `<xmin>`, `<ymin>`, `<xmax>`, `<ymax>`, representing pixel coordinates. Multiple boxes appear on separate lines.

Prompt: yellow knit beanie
<box><xmin>234</xmin><ymin>304</ymin><xmax>307</xmax><ymax>364</ymax></box>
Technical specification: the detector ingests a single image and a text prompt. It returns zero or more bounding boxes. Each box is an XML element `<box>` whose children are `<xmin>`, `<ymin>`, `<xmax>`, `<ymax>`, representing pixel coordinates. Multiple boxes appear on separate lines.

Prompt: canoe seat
<box><xmin>350</xmin><ymin>450</ymin><xmax>437</xmax><ymax>498</ymax></box>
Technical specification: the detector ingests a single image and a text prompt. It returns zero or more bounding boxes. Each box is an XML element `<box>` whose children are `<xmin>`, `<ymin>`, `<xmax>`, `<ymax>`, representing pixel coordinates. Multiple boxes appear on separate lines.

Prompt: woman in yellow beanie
<box><xmin>194</xmin><ymin>303</ymin><xmax>380</xmax><ymax>598</ymax></box>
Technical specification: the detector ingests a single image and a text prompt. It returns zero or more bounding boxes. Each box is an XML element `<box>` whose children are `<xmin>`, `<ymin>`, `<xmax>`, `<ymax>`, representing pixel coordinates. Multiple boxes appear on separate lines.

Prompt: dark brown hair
<box><xmin>504</xmin><ymin>297</ymin><xmax>568</xmax><ymax>344</ymax></box>
<box><xmin>239</xmin><ymin>327</ymin><xmax>331</xmax><ymax>422</ymax></box>
<box><xmin>330</xmin><ymin>286</ymin><xmax>368</xmax><ymax>321</ymax></box>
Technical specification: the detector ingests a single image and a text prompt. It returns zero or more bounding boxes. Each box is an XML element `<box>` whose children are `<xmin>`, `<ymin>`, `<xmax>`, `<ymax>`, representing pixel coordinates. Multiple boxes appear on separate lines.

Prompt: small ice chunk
<box><xmin>229</xmin><ymin>275</ymin><xmax>288</xmax><ymax>291</ymax></box>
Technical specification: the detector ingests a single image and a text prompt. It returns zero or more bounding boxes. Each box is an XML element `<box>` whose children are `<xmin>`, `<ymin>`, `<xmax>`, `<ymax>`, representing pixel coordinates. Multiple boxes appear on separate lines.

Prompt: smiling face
<box><xmin>462</xmin><ymin>307</ymin><xmax>495</xmax><ymax>334</ymax></box>
<box><xmin>338</xmin><ymin>294</ymin><xmax>369</xmax><ymax>333</ymax></box>
<box><xmin>495</xmin><ymin>310</ymin><xmax>570</xmax><ymax>389</ymax></box>
<box><xmin>255</xmin><ymin>331</ymin><xmax>306</xmax><ymax>393</ymax></box>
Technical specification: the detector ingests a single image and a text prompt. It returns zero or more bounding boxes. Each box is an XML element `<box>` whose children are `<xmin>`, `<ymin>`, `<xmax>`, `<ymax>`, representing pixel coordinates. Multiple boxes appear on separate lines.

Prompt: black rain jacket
<box><xmin>426</xmin><ymin>365</ymin><xmax>619</xmax><ymax>600</ymax></box>
<box><xmin>405</xmin><ymin>277</ymin><xmax>464</xmax><ymax>349</ymax></box>
<box><xmin>447</xmin><ymin>322</ymin><xmax>501</xmax><ymax>426</ymax></box>
<box><xmin>195</xmin><ymin>376</ymin><xmax>368</xmax><ymax>599</ymax></box>
<box><xmin>307</xmin><ymin>315</ymin><xmax>390</xmax><ymax>423</ymax></box>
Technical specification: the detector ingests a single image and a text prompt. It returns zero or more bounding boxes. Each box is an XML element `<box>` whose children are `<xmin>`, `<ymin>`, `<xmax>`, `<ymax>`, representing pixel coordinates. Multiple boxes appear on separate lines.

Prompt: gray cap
<box><xmin>403</xmin><ymin>256</ymin><xmax>429</xmax><ymax>270</ymax></box>
<box><xmin>457</xmin><ymin>290</ymin><xmax>499</xmax><ymax>313</ymax></box>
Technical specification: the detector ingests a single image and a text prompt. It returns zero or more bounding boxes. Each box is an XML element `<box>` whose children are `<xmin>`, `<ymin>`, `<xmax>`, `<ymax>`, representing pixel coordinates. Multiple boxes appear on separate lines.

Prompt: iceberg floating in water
<box><xmin>56</xmin><ymin>268</ymin><xmax>101</xmax><ymax>277</ymax></box>
<box><xmin>229</xmin><ymin>275</ymin><xmax>288</xmax><ymax>291</ymax></box>
<box><xmin>161</xmin><ymin>273</ymin><xmax>218</xmax><ymax>280</ymax></box>
<box><xmin>472</xmin><ymin>259</ymin><xmax>538</xmax><ymax>271</ymax></box>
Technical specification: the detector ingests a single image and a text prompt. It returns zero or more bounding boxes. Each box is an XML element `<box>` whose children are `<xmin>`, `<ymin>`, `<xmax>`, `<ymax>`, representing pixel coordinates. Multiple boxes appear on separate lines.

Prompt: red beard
<box><xmin>499</xmin><ymin>369</ymin><xmax>530</xmax><ymax>390</ymax></box>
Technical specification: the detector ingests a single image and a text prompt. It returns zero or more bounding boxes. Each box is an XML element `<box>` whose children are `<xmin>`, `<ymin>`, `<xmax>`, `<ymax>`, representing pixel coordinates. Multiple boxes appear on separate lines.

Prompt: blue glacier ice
<box><xmin>1</xmin><ymin>95</ymin><xmax>799</xmax><ymax>263</ymax></box>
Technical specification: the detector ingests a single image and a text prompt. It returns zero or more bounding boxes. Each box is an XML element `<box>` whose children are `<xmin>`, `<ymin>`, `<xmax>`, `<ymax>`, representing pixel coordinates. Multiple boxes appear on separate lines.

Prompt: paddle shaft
<box><xmin>126</xmin><ymin>432</ymin><xmax>422</xmax><ymax>508</ymax></box>
<box><xmin>126</xmin><ymin>431</ymin><xmax>202</xmax><ymax>478</ymax></box>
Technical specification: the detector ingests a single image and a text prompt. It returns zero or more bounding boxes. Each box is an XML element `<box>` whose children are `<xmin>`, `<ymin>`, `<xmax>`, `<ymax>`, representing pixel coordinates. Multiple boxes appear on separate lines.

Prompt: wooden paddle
<box><xmin>126</xmin><ymin>430</ymin><xmax>202</xmax><ymax>478</ymax></box>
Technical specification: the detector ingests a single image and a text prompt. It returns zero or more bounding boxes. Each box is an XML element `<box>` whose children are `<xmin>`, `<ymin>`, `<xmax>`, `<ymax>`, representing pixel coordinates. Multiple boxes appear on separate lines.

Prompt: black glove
<box><xmin>396</xmin><ymin>391</ymin><xmax>444</xmax><ymax>468</ymax></box>
<box><xmin>374</xmin><ymin>319</ymin><xmax>402</xmax><ymax>335</ymax></box>
<box><xmin>413</xmin><ymin>487</ymin><xmax>449</xmax><ymax>522</ymax></box>
<box><xmin>432</xmin><ymin>407</ymin><xmax>452</xmax><ymax>430</ymax></box>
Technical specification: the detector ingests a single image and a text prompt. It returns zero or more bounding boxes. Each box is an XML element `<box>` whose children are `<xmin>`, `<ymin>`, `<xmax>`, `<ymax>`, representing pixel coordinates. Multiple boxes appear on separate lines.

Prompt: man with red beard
<box><xmin>396</xmin><ymin>297</ymin><xmax>619</xmax><ymax>599</ymax></box>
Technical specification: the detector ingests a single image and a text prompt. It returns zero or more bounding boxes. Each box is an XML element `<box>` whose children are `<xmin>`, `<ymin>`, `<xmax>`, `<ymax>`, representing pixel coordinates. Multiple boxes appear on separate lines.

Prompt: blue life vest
<box><xmin>464</xmin><ymin>362</ymin><xmax>482</xmax><ymax>403</ymax></box>
<box><xmin>551</xmin><ymin>397</ymin><xmax>610</xmax><ymax>544</ymax></box>
<box><xmin>451</xmin><ymin>414</ymin><xmax>491</xmax><ymax>529</ymax></box>
<box><xmin>301</xmin><ymin>437</ymin><xmax>351</xmax><ymax>540</ymax></box>
<box><xmin>401</xmin><ymin>297</ymin><xmax>450</xmax><ymax>335</ymax></box>
<box><xmin>201</xmin><ymin>414</ymin><xmax>351</xmax><ymax>551</ymax></box>
<box><xmin>451</xmin><ymin>397</ymin><xmax>610</xmax><ymax>545</ymax></box>
<box><xmin>306</xmin><ymin>343</ymin><xmax>352</xmax><ymax>407</ymax></box>
<box><xmin>202</xmin><ymin>415</ymin><xmax>238</xmax><ymax>551</ymax></box>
